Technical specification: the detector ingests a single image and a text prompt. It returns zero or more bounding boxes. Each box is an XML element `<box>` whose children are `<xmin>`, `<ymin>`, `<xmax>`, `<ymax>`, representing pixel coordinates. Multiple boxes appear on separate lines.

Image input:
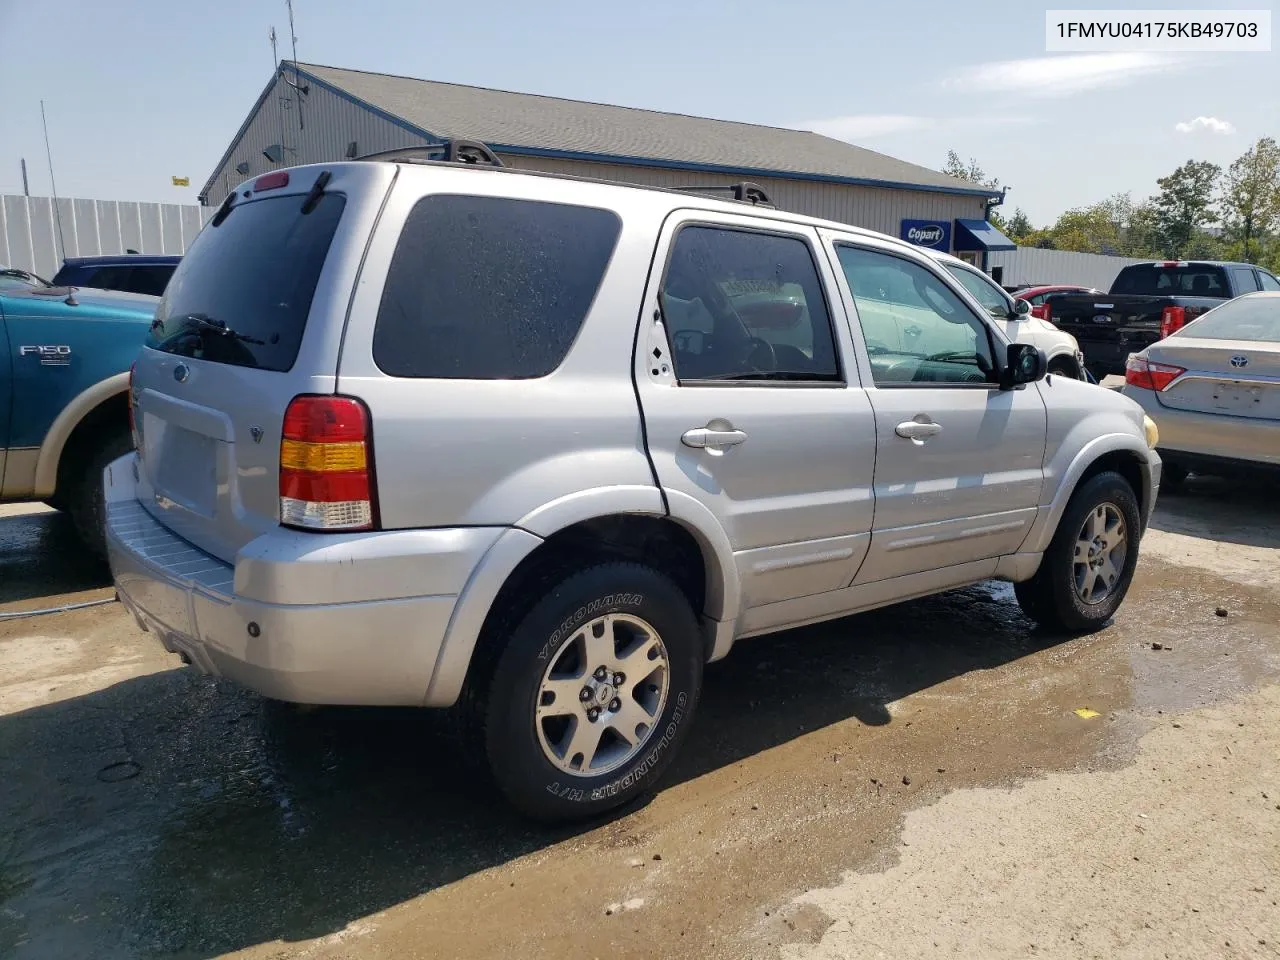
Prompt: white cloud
<box><xmin>805</xmin><ymin>114</ymin><xmax>1034</xmax><ymax>142</ymax></box>
<box><xmin>942</xmin><ymin>53</ymin><xmax>1187</xmax><ymax>98</ymax></box>
<box><xmin>1175</xmin><ymin>116</ymin><xmax>1235</xmax><ymax>135</ymax></box>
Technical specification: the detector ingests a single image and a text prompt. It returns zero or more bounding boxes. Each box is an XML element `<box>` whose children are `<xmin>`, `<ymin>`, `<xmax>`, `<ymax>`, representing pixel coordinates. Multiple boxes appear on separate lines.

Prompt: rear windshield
<box><xmin>1178</xmin><ymin>295</ymin><xmax>1280</xmax><ymax>342</ymax></box>
<box><xmin>372</xmin><ymin>195</ymin><xmax>621</xmax><ymax>379</ymax></box>
<box><xmin>147</xmin><ymin>193</ymin><xmax>346</xmax><ymax>371</ymax></box>
<box><xmin>1112</xmin><ymin>264</ymin><xmax>1229</xmax><ymax>298</ymax></box>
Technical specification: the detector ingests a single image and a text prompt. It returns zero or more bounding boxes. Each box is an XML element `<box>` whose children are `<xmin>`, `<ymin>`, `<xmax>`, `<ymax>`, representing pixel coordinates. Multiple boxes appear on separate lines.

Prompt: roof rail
<box><xmin>356</xmin><ymin>139</ymin><xmax>505</xmax><ymax>168</ymax></box>
<box><xmin>673</xmin><ymin>181</ymin><xmax>773</xmax><ymax>207</ymax></box>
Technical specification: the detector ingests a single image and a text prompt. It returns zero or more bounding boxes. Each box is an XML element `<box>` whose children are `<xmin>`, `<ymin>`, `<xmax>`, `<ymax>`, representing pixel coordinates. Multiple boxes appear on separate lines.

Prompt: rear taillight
<box><xmin>279</xmin><ymin>395</ymin><xmax>377</xmax><ymax>531</ymax></box>
<box><xmin>1125</xmin><ymin>355</ymin><xmax>1185</xmax><ymax>392</ymax></box>
<box><xmin>1040</xmin><ymin>301</ymin><xmax>1052</xmax><ymax>324</ymax></box>
<box><xmin>1159</xmin><ymin>305</ymin><xmax>1186</xmax><ymax>339</ymax></box>
<box><xmin>1030</xmin><ymin>303</ymin><xmax>1045</xmax><ymax>320</ymax></box>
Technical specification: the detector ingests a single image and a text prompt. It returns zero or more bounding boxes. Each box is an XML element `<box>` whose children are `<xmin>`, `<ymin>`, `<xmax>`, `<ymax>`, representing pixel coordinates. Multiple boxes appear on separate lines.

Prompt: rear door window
<box><xmin>1260</xmin><ymin>272</ymin><xmax>1280</xmax><ymax>291</ymax></box>
<box><xmin>1229</xmin><ymin>266</ymin><xmax>1260</xmax><ymax>293</ymax></box>
<box><xmin>86</xmin><ymin>266</ymin><xmax>134</xmax><ymax>291</ymax></box>
<box><xmin>147</xmin><ymin>193</ymin><xmax>346</xmax><ymax>371</ymax></box>
<box><xmin>372</xmin><ymin>195</ymin><xmax>621</xmax><ymax>379</ymax></box>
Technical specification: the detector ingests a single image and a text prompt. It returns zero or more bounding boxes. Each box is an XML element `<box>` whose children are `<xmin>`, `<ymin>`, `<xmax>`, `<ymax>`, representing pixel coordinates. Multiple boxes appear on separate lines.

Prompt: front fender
<box><xmin>1024</xmin><ymin>428</ymin><xmax>1157</xmax><ymax>555</ymax></box>
<box><xmin>34</xmin><ymin>372</ymin><xmax>129</xmax><ymax>498</ymax></box>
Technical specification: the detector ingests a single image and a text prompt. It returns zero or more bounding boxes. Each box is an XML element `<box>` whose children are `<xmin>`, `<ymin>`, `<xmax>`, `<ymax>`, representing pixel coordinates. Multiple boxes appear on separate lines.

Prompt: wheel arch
<box><xmin>1025</xmin><ymin>435</ymin><xmax>1155</xmax><ymax>554</ymax></box>
<box><xmin>425</xmin><ymin>494</ymin><xmax>739</xmax><ymax>707</ymax></box>
<box><xmin>34</xmin><ymin>372</ymin><xmax>130</xmax><ymax>499</ymax></box>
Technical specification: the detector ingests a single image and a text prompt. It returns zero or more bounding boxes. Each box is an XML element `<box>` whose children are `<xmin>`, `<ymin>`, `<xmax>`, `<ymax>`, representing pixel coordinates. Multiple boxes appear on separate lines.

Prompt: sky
<box><xmin>0</xmin><ymin>0</ymin><xmax>1275</xmax><ymax>227</ymax></box>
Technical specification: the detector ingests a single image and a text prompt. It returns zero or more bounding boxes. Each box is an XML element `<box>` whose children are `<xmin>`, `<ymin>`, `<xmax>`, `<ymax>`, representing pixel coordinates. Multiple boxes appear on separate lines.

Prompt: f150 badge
<box><xmin>19</xmin><ymin>345</ymin><xmax>72</xmax><ymax>366</ymax></box>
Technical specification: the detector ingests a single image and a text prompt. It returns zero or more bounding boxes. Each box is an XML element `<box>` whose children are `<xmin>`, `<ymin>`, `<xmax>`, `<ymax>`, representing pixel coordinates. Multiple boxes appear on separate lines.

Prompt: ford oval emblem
<box><xmin>1230</xmin><ymin>355</ymin><xmax>1248</xmax><ymax>368</ymax></box>
<box><xmin>173</xmin><ymin>363</ymin><xmax>190</xmax><ymax>383</ymax></box>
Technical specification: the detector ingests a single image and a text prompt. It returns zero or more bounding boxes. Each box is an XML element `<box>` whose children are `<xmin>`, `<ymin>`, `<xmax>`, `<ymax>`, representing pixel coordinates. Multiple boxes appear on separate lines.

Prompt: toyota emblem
<box><xmin>1230</xmin><ymin>355</ymin><xmax>1249</xmax><ymax>368</ymax></box>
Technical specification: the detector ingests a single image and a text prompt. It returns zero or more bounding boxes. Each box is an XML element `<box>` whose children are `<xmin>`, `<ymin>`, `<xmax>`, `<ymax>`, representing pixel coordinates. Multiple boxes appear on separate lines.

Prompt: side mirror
<box><xmin>1011</xmin><ymin>298</ymin><xmax>1032</xmax><ymax>319</ymax></box>
<box><xmin>1000</xmin><ymin>343</ymin><xmax>1046</xmax><ymax>389</ymax></box>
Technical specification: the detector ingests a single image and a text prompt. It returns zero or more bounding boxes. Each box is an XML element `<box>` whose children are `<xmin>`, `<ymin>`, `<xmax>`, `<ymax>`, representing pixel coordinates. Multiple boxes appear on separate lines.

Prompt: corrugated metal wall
<box><xmin>203</xmin><ymin>72</ymin><xmax>985</xmax><ymax>241</ymax></box>
<box><xmin>1</xmin><ymin>194</ymin><xmax>210</xmax><ymax>279</ymax></box>
<box><xmin>501</xmin><ymin>155</ymin><xmax>988</xmax><ymax>238</ymax></box>
<box><xmin>987</xmin><ymin>248</ymin><xmax>1148</xmax><ymax>290</ymax></box>
<box><xmin>202</xmin><ymin>72</ymin><xmax>430</xmax><ymax>206</ymax></box>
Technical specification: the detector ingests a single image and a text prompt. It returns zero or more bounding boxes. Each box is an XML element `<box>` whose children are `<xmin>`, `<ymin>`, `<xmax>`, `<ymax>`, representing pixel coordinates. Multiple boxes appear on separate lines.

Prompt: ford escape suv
<box><xmin>106</xmin><ymin>145</ymin><xmax>1161</xmax><ymax>821</ymax></box>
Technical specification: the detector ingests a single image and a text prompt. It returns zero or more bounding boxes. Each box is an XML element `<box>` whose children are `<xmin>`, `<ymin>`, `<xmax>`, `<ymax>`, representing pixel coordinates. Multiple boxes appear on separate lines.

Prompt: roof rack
<box><xmin>356</xmin><ymin>139</ymin><xmax>505</xmax><ymax>168</ymax></box>
<box><xmin>673</xmin><ymin>181</ymin><xmax>773</xmax><ymax>207</ymax></box>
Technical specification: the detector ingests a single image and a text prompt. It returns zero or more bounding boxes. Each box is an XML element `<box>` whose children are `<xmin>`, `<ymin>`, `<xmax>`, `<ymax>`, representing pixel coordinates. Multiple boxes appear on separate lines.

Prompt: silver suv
<box><xmin>106</xmin><ymin>146</ymin><xmax>1161</xmax><ymax>820</ymax></box>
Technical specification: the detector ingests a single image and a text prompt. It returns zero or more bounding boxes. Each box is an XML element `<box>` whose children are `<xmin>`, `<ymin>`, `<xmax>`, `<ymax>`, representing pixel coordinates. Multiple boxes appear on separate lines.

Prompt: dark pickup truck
<box><xmin>1046</xmin><ymin>260</ymin><xmax>1280</xmax><ymax>376</ymax></box>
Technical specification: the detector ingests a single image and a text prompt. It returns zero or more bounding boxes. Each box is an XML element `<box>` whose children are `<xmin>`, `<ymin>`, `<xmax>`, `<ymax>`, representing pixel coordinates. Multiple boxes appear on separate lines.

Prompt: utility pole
<box><xmin>40</xmin><ymin>101</ymin><xmax>66</xmax><ymax>260</ymax></box>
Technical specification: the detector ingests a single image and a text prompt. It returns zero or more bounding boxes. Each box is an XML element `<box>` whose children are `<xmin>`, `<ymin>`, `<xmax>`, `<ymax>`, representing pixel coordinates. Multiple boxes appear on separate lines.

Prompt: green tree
<box><xmin>1152</xmin><ymin>160</ymin><xmax>1222</xmax><ymax>258</ymax></box>
<box><xmin>1219</xmin><ymin>137</ymin><xmax>1280</xmax><ymax>263</ymax></box>
<box><xmin>943</xmin><ymin>150</ymin><xmax>1000</xmax><ymax>190</ymax></box>
<box><xmin>1005</xmin><ymin>207</ymin><xmax>1034</xmax><ymax>240</ymax></box>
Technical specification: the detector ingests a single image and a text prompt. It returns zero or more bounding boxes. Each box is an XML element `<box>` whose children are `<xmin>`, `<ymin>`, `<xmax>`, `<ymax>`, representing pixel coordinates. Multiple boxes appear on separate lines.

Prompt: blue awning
<box><xmin>954</xmin><ymin>218</ymin><xmax>1016</xmax><ymax>252</ymax></box>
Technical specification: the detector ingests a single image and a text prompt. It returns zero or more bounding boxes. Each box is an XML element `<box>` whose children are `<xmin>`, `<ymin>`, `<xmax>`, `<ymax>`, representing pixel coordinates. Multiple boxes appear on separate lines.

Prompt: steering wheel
<box><xmin>865</xmin><ymin>341</ymin><xmax>890</xmax><ymax>356</ymax></box>
<box><xmin>743</xmin><ymin>337</ymin><xmax>776</xmax><ymax>372</ymax></box>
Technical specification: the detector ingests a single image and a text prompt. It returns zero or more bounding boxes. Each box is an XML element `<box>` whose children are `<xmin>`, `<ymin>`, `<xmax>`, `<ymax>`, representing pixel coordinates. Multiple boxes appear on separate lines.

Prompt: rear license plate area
<box><xmin>148</xmin><ymin>422</ymin><xmax>219</xmax><ymax>516</ymax></box>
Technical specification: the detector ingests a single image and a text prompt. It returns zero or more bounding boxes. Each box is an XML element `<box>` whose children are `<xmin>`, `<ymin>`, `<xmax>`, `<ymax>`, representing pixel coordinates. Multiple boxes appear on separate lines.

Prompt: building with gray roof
<box><xmin>202</xmin><ymin>62</ymin><xmax>1013</xmax><ymax>262</ymax></box>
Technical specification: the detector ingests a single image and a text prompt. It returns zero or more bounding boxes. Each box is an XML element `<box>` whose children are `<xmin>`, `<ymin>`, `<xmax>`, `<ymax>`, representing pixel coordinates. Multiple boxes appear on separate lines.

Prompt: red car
<box><xmin>1012</xmin><ymin>284</ymin><xmax>1100</xmax><ymax>320</ymax></box>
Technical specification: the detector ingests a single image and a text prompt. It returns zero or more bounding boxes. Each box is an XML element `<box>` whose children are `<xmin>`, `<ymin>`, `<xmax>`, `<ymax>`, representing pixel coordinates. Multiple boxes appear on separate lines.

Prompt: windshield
<box><xmin>1177</xmin><ymin>295</ymin><xmax>1280</xmax><ymax>342</ymax></box>
<box><xmin>147</xmin><ymin>193</ymin><xmax>346</xmax><ymax>371</ymax></box>
<box><xmin>0</xmin><ymin>268</ymin><xmax>51</xmax><ymax>290</ymax></box>
<box><xmin>944</xmin><ymin>264</ymin><xmax>1010</xmax><ymax>319</ymax></box>
<box><xmin>1112</xmin><ymin>264</ymin><xmax>1229</xmax><ymax>297</ymax></box>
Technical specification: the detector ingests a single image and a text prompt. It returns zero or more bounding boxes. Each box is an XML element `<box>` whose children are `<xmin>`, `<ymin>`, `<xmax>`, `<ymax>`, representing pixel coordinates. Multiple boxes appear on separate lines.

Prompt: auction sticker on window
<box><xmin>1046</xmin><ymin>9</ymin><xmax>1270</xmax><ymax>51</ymax></box>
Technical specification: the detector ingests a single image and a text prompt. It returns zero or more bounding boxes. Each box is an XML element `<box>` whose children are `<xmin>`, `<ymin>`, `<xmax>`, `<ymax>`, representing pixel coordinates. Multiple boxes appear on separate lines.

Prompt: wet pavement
<box><xmin>1</xmin><ymin>481</ymin><xmax>1278</xmax><ymax>959</ymax></box>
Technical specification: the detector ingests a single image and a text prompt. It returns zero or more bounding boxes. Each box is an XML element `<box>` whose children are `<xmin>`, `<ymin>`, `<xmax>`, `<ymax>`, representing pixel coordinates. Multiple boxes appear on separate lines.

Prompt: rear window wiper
<box><xmin>174</xmin><ymin>312</ymin><xmax>266</xmax><ymax>345</ymax></box>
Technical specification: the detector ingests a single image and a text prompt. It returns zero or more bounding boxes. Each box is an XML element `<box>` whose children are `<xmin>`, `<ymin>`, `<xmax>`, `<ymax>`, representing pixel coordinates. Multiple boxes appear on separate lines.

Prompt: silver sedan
<box><xmin>1122</xmin><ymin>291</ymin><xmax>1280</xmax><ymax>483</ymax></box>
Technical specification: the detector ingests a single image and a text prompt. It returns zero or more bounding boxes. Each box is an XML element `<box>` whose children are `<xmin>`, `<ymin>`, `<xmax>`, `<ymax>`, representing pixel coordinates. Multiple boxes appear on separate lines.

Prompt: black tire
<box><xmin>1047</xmin><ymin>356</ymin><xmax>1082</xmax><ymax>380</ymax></box>
<box><xmin>479</xmin><ymin>562</ymin><xmax>703</xmax><ymax>822</ymax></box>
<box><xmin>68</xmin><ymin>431</ymin><xmax>133</xmax><ymax>557</ymax></box>
<box><xmin>1015</xmin><ymin>470</ymin><xmax>1142</xmax><ymax>633</ymax></box>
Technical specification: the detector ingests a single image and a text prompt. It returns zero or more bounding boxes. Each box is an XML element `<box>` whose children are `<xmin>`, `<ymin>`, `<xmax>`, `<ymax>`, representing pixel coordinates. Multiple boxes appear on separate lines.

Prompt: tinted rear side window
<box><xmin>372</xmin><ymin>195</ymin><xmax>621</xmax><ymax>379</ymax></box>
<box><xmin>147</xmin><ymin>193</ymin><xmax>346</xmax><ymax>371</ymax></box>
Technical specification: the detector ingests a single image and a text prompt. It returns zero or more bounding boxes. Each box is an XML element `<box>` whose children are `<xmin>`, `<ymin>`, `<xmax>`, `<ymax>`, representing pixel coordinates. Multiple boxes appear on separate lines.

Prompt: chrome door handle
<box><xmin>895</xmin><ymin>418</ymin><xmax>943</xmax><ymax>443</ymax></box>
<box><xmin>682</xmin><ymin>427</ymin><xmax>748</xmax><ymax>449</ymax></box>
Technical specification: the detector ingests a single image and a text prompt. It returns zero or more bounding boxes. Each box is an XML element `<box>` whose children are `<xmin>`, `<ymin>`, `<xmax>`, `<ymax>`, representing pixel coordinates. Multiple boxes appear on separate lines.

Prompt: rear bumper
<box><xmin>104</xmin><ymin>454</ymin><xmax>502</xmax><ymax>706</ymax></box>
<box><xmin>1123</xmin><ymin>386</ymin><xmax>1280</xmax><ymax>469</ymax></box>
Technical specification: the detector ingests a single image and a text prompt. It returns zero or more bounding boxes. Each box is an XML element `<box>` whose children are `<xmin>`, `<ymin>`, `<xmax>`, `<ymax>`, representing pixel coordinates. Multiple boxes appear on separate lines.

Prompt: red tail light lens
<box><xmin>1125</xmin><ymin>355</ymin><xmax>1185</xmax><ymax>392</ymax></box>
<box><xmin>279</xmin><ymin>395</ymin><xmax>377</xmax><ymax>531</ymax></box>
<box><xmin>1040</xmin><ymin>301</ymin><xmax>1052</xmax><ymax>324</ymax></box>
<box><xmin>1030</xmin><ymin>303</ymin><xmax>1046</xmax><ymax>320</ymax></box>
<box><xmin>1160</xmin><ymin>305</ymin><xmax>1186</xmax><ymax>339</ymax></box>
<box><xmin>254</xmin><ymin>171</ymin><xmax>290</xmax><ymax>192</ymax></box>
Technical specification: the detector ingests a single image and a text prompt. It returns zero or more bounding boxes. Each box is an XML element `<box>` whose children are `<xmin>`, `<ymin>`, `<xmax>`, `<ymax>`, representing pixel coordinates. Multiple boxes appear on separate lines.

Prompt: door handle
<box><xmin>895</xmin><ymin>418</ymin><xmax>943</xmax><ymax>443</ymax></box>
<box><xmin>682</xmin><ymin>427</ymin><xmax>748</xmax><ymax>450</ymax></box>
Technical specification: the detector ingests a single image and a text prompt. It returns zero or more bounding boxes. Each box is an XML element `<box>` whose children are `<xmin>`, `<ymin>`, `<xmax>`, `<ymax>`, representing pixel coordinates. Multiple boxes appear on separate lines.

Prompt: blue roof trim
<box><xmin>295</xmin><ymin>66</ymin><xmax>998</xmax><ymax>201</ymax></box>
<box><xmin>954</xmin><ymin>218</ymin><xmax>1016</xmax><ymax>252</ymax></box>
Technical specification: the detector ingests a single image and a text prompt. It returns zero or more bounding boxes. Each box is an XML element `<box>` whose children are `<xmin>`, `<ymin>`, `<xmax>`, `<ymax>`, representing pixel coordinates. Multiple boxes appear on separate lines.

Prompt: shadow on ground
<box><xmin>1149</xmin><ymin>473</ymin><xmax>1280</xmax><ymax>550</ymax></box>
<box><xmin>0</xmin><ymin>509</ymin><xmax>111</xmax><ymax>607</ymax></box>
<box><xmin>0</xmin><ymin>583</ymin><xmax>1070</xmax><ymax>958</ymax></box>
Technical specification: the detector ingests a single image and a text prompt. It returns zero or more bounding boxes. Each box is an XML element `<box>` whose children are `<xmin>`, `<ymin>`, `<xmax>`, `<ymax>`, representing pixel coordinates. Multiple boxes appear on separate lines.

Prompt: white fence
<box><xmin>987</xmin><ymin>247</ymin><xmax>1148</xmax><ymax>290</ymax></box>
<box><xmin>0</xmin><ymin>194</ymin><xmax>211</xmax><ymax>280</ymax></box>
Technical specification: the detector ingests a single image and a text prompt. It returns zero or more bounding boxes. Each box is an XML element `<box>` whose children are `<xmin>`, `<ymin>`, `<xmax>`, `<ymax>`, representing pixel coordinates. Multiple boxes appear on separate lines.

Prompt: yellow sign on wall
<box><xmin>171</xmin><ymin>176</ymin><xmax>190</xmax><ymax>187</ymax></box>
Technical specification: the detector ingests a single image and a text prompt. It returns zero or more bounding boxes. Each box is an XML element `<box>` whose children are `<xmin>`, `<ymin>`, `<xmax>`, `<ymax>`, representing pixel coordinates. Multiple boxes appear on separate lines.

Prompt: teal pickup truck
<box><xmin>1</xmin><ymin>271</ymin><xmax>157</xmax><ymax>553</ymax></box>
